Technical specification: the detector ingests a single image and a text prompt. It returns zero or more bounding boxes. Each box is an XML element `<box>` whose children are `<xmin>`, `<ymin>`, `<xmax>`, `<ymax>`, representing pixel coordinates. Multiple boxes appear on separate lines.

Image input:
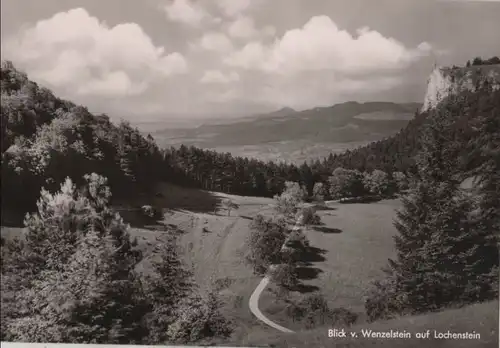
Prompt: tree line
<box><xmin>466</xmin><ymin>56</ymin><xmax>500</xmax><ymax>67</ymax></box>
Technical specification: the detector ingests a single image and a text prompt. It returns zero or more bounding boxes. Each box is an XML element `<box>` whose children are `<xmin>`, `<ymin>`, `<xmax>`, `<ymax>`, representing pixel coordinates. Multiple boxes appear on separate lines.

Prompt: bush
<box><xmin>3</xmin><ymin>175</ymin><xmax>148</xmax><ymax>343</ymax></box>
<box><xmin>286</xmin><ymin>229</ymin><xmax>309</xmax><ymax>248</ymax></box>
<box><xmin>214</xmin><ymin>277</ymin><xmax>234</xmax><ymax>291</ymax></box>
<box><xmin>233</xmin><ymin>295</ymin><xmax>244</xmax><ymax>309</ymax></box>
<box><xmin>274</xmin><ymin>181</ymin><xmax>307</xmax><ymax>218</ymax></box>
<box><xmin>142</xmin><ymin>205</ymin><xmax>161</xmax><ymax>219</ymax></box>
<box><xmin>329</xmin><ymin>307</ymin><xmax>359</xmax><ymax>326</ymax></box>
<box><xmin>392</xmin><ymin>171</ymin><xmax>409</xmax><ymax>192</ymax></box>
<box><xmin>286</xmin><ymin>293</ymin><xmax>358</xmax><ymax>328</ymax></box>
<box><xmin>221</xmin><ymin>199</ymin><xmax>239</xmax><ymax>216</ymax></box>
<box><xmin>328</xmin><ymin>168</ymin><xmax>366</xmax><ymax>200</ymax></box>
<box><xmin>246</xmin><ymin>215</ymin><xmax>287</xmax><ymax>274</ymax></box>
<box><xmin>364</xmin><ymin>277</ymin><xmax>405</xmax><ymax>322</ymax></box>
<box><xmin>312</xmin><ymin>182</ymin><xmax>326</xmax><ymax>203</ymax></box>
<box><xmin>297</xmin><ymin>206</ymin><xmax>321</xmax><ymax>226</ymax></box>
<box><xmin>269</xmin><ymin>264</ymin><xmax>298</xmax><ymax>289</ymax></box>
<box><xmin>363</xmin><ymin>169</ymin><xmax>390</xmax><ymax>197</ymax></box>
<box><xmin>167</xmin><ymin>291</ymin><xmax>232</xmax><ymax>344</ymax></box>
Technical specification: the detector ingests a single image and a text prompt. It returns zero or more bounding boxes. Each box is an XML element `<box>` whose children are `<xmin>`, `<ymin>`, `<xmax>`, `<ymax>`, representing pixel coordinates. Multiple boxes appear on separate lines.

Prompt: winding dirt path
<box><xmin>248</xmin><ymin>276</ymin><xmax>295</xmax><ymax>333</ymax></box>
<box><xmin>248</xmin><ymin>215</ymin><xmax>306</xmax><ymax>333</ymax></box>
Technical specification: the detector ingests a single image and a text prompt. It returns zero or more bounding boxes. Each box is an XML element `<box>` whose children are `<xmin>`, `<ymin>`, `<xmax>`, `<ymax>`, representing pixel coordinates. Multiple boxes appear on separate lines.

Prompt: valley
<box><xmin>144</xmin><ymin>102</ymin><xmax>420</xmax><ymax>163</ymax></box>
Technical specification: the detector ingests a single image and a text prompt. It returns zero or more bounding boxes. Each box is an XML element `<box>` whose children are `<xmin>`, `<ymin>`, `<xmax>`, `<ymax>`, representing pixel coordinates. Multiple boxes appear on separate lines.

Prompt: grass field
<box><xmin>256</xmin><ymin>199</ymin><xmax>403</xmax><ymax>331</ymax></box>
<box><xmin>111</xmin><ymin>187</ymin><xmax>409</xmax><ymax>342</ymax></box>
<box><xmin>116</xmin><ymin>183</ymin><xmax>281</xmax><ymax>343</ymax></box>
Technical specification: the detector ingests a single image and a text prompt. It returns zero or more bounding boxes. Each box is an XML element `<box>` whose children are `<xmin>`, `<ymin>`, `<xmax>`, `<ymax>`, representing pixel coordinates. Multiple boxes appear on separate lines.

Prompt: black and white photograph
<box><xmin>1</xmin><ymin>0</ymin><xmax>499</xmax><ymax>347</ymax></box>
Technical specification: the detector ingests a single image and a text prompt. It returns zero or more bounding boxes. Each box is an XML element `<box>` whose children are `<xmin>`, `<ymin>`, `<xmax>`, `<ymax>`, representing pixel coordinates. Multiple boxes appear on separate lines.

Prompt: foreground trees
<box><xmin>365</xmin><ymin>91</ymin><xmax>499</xmax><ymax>321</ymax></box>
<box><xmin>1</xmin><ymin>174</ymin><xmax>231</xmax><ymax>344</ymax></box>
<box><xmin>3</xmin><ymin>174</ymin><xmax>147</xmax><ymax>343</ymax></box>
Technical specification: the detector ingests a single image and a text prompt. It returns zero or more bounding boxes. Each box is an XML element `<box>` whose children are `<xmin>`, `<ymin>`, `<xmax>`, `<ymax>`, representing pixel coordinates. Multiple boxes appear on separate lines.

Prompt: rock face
<box><xmin>422</xmin><ymin>65</ymin><xmax>500</xmax><ymax>112</ymax></box>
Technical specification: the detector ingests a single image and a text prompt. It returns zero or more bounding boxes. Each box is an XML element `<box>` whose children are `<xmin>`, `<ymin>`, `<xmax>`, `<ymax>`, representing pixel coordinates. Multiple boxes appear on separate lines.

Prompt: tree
<box><xmin>274</xmin><ymin>181</ymin><xmax>307</xmax><ymax>218</ymax></box>
<box><xmin>246</xmin><ymin>215</ymin><xmax>288</xmax><ymax>274</ymax></box>
<box><xmin>143</xmin><ymin>237</ymin><xmax>193</xmax><ymax>344</ymax></box>
<box><xmin>4</xmin><ymin>174</ymin><xmax>148</xmax><ymax>343</ymax></box>
<box><xmin>366</xmin><ymin>98</ymin><xmax>499</xmax><ymax>320</ymax></box>
<box><xmin>363</xmin><ymin>169</ymin><xmax>390</xmax><ymax>197</ymax></box>
<box><xmin>472</xmin><ymin>57</ymin><xmax>483</xmax><ymax>66</ymax></box>
<box><xmin>221</xmin><ymin>198</ymin><xmax>239</xmax><ymax>216</ymax></box>
<box><xmin>166</xmin><ymin>290</ymin><xmax>232</xmax><ymax>344</ymax></box>
<box><xmin>392</xmin><ymin>171</ymin><xmax>409</xmax><ymax>192</ymax></box>
<box><xmin>312</xmin><ymin>182</ymin><xmax>326</xmax><ymax>203</ymax></box>
<box><xmin>297</xmin><ymin>206</ymin><xmax>321</xmax><ymax>227</ymax></box>
<box><xmin>269</xmin><ymin>264</ymin><xmax>298</xmax><ymax>289</ymax></box>
<box><xmin>328</xmin><ymin>168</ymin><xmax>365</xmax><ymax>200</ymax></box>
<box><xmin>486</xmin><ymin>56</ymin><xmax>500</xmax><ymax>65</ymax></box>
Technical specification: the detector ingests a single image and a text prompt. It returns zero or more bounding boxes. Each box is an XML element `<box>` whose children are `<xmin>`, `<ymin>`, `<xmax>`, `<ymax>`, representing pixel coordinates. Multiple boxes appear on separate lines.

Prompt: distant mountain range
<box><xmin>148</xmin><ymin>101</ymin><xmax>421</xmax><ymax>163</ymax></box>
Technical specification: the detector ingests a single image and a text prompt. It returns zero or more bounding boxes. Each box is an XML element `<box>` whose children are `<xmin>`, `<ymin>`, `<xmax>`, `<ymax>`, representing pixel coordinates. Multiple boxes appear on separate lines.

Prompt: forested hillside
<box><xmin>1</xmin><ymin>61</ymin><xmax>165</xmax><ymax>222</ymax></box>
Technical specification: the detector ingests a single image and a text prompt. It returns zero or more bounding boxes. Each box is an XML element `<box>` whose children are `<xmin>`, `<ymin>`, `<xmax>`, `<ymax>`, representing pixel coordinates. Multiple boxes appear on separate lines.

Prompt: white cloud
<box><xmin>2</xmin><ymin>8</ymin><xmax>187</xmax><ymax>98</ymax></box>
<box><xmin>224</xmin><ymin>15</ymin><xmax>432</xmax><ymax>76</ymax></box>
<box><xmin>163</xmin><ymin>0</ymin><xmax>210</xmax><ymax>27</ymax></box>
<box><xmin>215</xmin><ymin>0</ymin><xmax>252</xmax><ymax>17</ymax></box>
<box><xmin>197</xmin><ymin>31</ymin><xmax>234</xmax><ymax>52</ymax></box>
<box><xmin>227</xmin><ymin>15</ymin><xmax>276</xmax><ymax>39</ymax></box>
<box><xmin>77</xmin><ymin>71</ymin><xmax>147</xmax><ymax>97</ymax></box>
<box><xmin>200</xmin><ymin>70</ymin><xmax>240</xmax><ymax>84</ymax></box>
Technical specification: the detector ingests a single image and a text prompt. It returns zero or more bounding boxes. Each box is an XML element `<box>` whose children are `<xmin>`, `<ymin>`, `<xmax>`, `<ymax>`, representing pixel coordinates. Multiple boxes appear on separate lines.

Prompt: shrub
<box><xmin>269</xmin><ymin>264</ymin><xmax>298</xmax><ymax>289</ymax></box>
<box><xmin>297</xmin><ymin>206</ymin><xmax>321</xmax><ymax>226</ymax></box>
<box><xmin>364</xmin><ymin>277</ymin><xmax>405</xmax><ymax>322</ymax></box>
<box><xmin>328</xmin><ymin>168</ymin><xmax>366</xmax><ymax>200</ymax></box>
<box><xmin>214</xmin><ymin>277</ymin><xmax>234</xmax><ymax>291</ymax></box>
<box><xmin>221</xmin><ymin>199</ymin><xmax>239</xmax><ymax>216</ymax></box>
<box><xmin>362</xmin><ymin>169</ymin><xmax>390</xmax><ymax>197</ymax></box>
<box><xmin>312</xmin><ymin>182</ymin><xmax>326</xmax><ymax>203</ymax></box>
<box><xmin>167</xmin><ymin>291</ymin><xmax>232</xmax><ymax>343</ymax></box>
<box><xmin>3</xmin><ymin>174</ymin><xmax>148</xmax><ymax>343</ymax></box>
<box><xmin>287</xmin><ymin>294</ymin><xmax>358</xmax><ymax>328</ymax></box>
<box><xmin>233</xmin><ymin>295</ymin><xmax>244</xmax><ymax>309</ymax></box>
<box><xmin>141</xmin><ymin>205</ymin><xmax>161</xmax><ymax>219</ymax></box>
<box><xmin>274</xmin><ymin>181</ymin><xmax>307</xmax><ymax>218</ymax></box>
<box><xmin>392</xmin><ymin>171</ymin><xmax>409</xmax><ymax>192</ymax></box>
<box><xmin>286</xmin><ymin>229</ymin><xmax>309</xmax><ymax>248</ymax></box>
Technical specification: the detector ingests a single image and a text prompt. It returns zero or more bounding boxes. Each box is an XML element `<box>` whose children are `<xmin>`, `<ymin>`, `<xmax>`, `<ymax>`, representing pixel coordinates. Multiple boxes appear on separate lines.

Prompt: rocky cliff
<box><xmin>422</xmin><ymin>64</ymin><xmax>500</xmax><ymax>112</ymax></box>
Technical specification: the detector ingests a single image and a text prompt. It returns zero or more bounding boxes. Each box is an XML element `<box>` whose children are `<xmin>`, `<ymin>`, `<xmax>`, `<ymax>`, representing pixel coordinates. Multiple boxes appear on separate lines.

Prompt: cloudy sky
<box><xmin>1</xmin><ymin>0</ymin><xmax>499</xmax><ymax>121</ymax></box>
